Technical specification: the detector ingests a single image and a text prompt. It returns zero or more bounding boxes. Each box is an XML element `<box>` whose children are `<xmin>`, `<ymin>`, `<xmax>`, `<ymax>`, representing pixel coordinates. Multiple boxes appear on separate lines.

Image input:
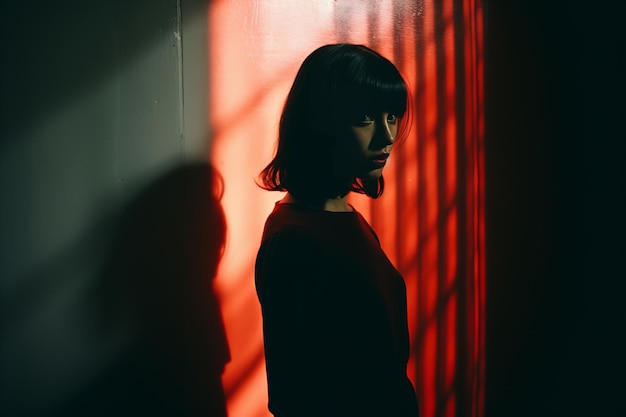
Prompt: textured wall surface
<box><xmin>0</xmin><ymin>1</ymin><xmax>212</xmax><ymax>415</ymax></box>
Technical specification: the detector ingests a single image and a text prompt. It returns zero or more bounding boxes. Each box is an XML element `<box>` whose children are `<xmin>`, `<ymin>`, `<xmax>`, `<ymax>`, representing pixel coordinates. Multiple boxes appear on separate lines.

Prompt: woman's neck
<box><xmin>281</xmin><ymin>192</ymin><xmax>352</xmax><ymax>212</ymax></box>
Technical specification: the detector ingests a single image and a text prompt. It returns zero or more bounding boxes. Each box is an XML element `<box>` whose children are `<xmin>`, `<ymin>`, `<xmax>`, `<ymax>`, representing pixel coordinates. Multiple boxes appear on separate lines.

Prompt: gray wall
<box><xmin>0</xmin><ymin>1</ymin><xmax>210</xmax><ymax>414</ymax></box>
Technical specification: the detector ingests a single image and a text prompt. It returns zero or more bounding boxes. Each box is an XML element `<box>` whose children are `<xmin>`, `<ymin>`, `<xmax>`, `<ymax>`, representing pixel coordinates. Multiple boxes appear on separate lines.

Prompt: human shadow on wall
<box><xmin>62</xmin><ymin>162</ymin><xmax>229</xmax><ymax>416</ymax></box>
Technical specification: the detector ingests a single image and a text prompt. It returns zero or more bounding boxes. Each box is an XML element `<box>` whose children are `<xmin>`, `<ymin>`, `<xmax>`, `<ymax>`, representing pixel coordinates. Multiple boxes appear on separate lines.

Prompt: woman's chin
<box><xmin>361</xmin><ymin>168</ymin><xmax>384</xmax><ymax>180</ymax></box>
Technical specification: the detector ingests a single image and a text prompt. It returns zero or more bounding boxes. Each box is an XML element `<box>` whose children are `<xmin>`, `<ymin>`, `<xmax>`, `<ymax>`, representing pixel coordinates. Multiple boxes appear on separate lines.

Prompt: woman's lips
<box><xmin>371</xmin><ymin>154</ymin><xmax>389</xmax><ymax>167</ymax></box>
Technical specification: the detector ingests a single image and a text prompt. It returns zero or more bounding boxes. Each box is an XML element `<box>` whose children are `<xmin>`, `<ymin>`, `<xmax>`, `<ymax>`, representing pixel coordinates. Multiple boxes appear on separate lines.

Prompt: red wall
<box><xmin>208</xmin><ymin>1</ymin><xmax>484</xmax><ymax>416</ymax></box>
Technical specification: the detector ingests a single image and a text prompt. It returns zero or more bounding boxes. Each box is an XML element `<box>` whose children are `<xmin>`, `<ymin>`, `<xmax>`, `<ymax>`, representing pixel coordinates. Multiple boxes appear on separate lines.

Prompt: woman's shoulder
<box><xmin>262</xmin><ymin>202</ymin><xmax>340</xmax><ymax>239</ymax></box>
<box><xmin>255</xmin><ymin>208</ymin><xmax>330</xmax><ymax>291</ymax></box>
<box><xmin>262</xmin><ymin>202</ymin><xmax>378</xmax><ymax>245</ymax></box>
<box><xmin>262</xmin><ymin>203</ymin><xmax>313</xmax><ymax>240</ymax></box>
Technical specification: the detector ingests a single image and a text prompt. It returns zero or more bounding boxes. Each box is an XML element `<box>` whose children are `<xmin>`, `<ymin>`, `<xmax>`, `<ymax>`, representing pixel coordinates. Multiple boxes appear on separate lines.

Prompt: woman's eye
<box><xmin>352</xmin><ymin>114</ymin><xmax>374</xmax><ymax>126</ymax></box>
<box><xmin>353</xmin><ymin>114</ymin><xmax>397</xmax><ymax>126</ymax></box>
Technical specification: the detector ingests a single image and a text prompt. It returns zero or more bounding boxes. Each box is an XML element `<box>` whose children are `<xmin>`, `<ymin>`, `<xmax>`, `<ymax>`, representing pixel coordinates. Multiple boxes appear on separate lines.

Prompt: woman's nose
<box><xmin>379</xmin><ymin>117</ymin><xmax>395</xmax><ymax>145</ymax></box>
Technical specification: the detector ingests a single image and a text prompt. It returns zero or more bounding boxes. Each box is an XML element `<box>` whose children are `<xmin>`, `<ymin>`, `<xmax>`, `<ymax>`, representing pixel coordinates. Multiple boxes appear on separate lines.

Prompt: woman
<box><xmin>255</xmin><ymin>44</ymin><xmax>418</xmax><ymax>417</ymax></box>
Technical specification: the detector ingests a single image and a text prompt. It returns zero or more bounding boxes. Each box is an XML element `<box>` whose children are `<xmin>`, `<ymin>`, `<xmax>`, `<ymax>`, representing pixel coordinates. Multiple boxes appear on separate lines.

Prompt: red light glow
<box><xmin>208</xmin><ymin>1</ymin><xmax>484</xmax><ymax>416</ymax></box>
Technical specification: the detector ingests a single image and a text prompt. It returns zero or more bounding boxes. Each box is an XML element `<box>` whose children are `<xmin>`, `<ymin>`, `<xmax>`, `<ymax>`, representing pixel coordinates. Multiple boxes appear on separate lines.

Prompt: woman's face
<box><xmin>331</xmin><ymin>111</ymin><xmax>399</xmax><ymax>181</ymax></box>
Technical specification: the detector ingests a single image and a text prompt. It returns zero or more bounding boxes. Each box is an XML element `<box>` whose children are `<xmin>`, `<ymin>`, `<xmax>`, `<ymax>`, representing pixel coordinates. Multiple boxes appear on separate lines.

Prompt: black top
<box><xmin>255</xmin><ymin>202</ymin><xmax>418</xmax><ymax>417</ymax></box>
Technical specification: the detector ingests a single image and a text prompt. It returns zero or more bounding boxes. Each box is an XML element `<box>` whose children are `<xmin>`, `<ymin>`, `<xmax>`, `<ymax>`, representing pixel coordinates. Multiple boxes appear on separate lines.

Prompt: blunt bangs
<box><xmin>324</xmin><ymin>45</ymin><xmax>408</xmax><ymax>120</ymax></box>
<box><xmin>345</xmin><ymin>64</ymin><xmax>407</xmax><ymax>117</ymax></box>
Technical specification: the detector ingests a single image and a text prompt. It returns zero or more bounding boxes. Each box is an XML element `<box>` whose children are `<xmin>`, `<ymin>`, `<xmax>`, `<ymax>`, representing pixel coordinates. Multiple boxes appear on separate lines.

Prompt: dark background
<box><xmin>484</xmin><ymin>0</ymin><xmax>625</xmax><ymax>416</ymax></box>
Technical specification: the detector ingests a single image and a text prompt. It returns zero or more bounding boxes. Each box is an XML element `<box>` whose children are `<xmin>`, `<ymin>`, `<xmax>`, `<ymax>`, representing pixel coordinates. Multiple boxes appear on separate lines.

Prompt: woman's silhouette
<box><xmin>255</xmin><ymin>44</ymin><xmax>419</xmax><ymax>417</ymax></box>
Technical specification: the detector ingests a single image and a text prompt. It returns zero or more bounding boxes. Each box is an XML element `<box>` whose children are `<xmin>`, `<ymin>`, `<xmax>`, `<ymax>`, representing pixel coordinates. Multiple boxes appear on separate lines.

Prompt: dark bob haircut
<box><xmin>259</xmin><ymin>43</ymin><xmax>410</xmax><ymax>199</ymax></box>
